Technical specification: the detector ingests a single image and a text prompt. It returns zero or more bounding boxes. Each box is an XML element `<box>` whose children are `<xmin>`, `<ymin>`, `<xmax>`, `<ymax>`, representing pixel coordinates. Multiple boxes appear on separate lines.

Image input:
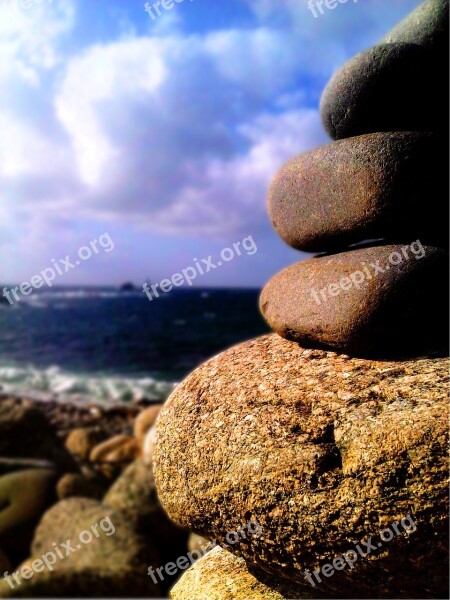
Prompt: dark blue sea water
<box><xmin>0</xmin><ymin>287</ymin><xmax>269</xmax><ymax>405</ymax></box>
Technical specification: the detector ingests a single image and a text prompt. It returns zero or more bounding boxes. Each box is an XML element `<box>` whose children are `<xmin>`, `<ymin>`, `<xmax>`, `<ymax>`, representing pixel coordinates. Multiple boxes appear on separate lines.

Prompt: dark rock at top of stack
<box><xmin>382</xmin><ymin>0</ymin><xmax>449</xmax><ymax>53</ymax></box>
<box><xmin>320</xmin><ymin>0</ymin><xmax>449</xmax><ymax>139</ymax></box>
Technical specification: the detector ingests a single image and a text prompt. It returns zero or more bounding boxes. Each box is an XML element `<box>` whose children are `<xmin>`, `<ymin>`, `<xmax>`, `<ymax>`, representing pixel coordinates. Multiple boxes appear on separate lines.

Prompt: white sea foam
<box><xmin>0</xmin><ymin>363</ymin><xmax>176</xmax><ymax>405</ymax></box>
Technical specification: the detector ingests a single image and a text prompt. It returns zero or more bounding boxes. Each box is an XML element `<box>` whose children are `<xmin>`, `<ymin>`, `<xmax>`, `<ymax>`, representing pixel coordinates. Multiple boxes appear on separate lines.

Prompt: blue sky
<box><xmin>0</xmin><ymin>0</ymin><xmax>421</xmax><ymax>288</ymax></box>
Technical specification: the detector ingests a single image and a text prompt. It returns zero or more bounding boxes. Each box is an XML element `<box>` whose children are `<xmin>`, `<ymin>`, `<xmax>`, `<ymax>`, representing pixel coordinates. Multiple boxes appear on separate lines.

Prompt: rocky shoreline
<box><xmin>0</xmin><ymin>393</ymin><xmax>190</xmax><ymax>598</ymax></box>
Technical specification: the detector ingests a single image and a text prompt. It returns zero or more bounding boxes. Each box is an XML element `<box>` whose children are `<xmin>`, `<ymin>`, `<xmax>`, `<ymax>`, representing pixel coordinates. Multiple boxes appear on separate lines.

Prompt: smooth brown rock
<box><xmin>0</xmin><ymin>549</ymin><xmax>11</xmax><ymax>574</ymax></box>
<box><xmin>0</xmin><ymin>470</ymin><xmax>57</xmax><ymax>564</ymax></box>
<box><xmin>134</xmin><ymin>405</ymin><xmax>162</xmax><ymax>445</ymax></box>
<box><xmin>0</xmin><ymin>402</ymin><xmax>75</xmax><ymax>469</ymax></box>
<box><xmin>56</xmin><ymin>473</ymin><xmax>104</xmax><ymax>501</ymax></box>
<box><xmin>170</xmin><ymin>546</ymin><xmax>313</xmax><ymax>600</ymax></box>
<box><xmin>154</xmin><ymin>334</ymin><xmax>449</xmax><ymax>598</ymax></box>
<box><xmin>104</xmin><ymin>458</ymin><xmax>179</xmax><ymax>534</ymax></box>
<box><xmin>5</xmin><ymin>497</ymin><xmax>162</xmax><ymax>598</ymax></box>
<box><xmin>104</xmin><ymin>458</ymin><xmax>188</xmax><ymax>587</ymax></box>
<box><xmin>268</xmin><ymin>132</ymin><xmax>448</xmax><ymax>252</ymax></box>
<box><xmin>143</xmin><ymin>426</ymin><xmax>157</xmax><ymax>465</ymax></box>
<box><xmin>89</xmin><ymin>435</ymin><xmax>140</xmax><ymax>464</ymax></box>
<box><xmin>65</xmin><ymin>428</ymin><xmax>107</xmax><ymax>462</ymax></box>
<box><xmin>260</xmin><ymin>243</ymin><xmax>448</xmax><ymax>357</ymax></box>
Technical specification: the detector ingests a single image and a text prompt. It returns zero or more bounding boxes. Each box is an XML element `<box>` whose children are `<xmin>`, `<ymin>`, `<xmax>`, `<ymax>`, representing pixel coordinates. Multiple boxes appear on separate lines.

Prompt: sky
<box><xmin>0</xmin><ymin>0</ymin><xmax>422</xmax><ymax>288</ymax></box>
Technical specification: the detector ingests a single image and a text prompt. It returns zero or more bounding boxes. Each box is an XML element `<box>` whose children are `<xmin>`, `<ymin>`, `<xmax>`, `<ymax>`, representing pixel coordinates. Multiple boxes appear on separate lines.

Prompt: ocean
<box><xmin>0</xmin><ymin>287</ymin><xmax>269</xmax><ymax>405</ymax></box>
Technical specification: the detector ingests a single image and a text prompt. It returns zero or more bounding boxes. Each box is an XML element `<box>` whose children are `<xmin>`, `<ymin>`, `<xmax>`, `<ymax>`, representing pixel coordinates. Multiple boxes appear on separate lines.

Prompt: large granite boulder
<box><xmin>154</xmin><ymin>335</ymin><xmax>449</xmax><ymax>598</ymax></box>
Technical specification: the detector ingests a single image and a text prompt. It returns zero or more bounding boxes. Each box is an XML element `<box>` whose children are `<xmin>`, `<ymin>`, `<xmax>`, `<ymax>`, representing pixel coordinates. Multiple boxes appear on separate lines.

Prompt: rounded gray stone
<box><xmin>268</xmin><ymin>132</ymin><xmax>448</xmax><ymax>252</ymax></box>
<box><xmin>320</xmin><ymin>42</ymin><xmax>448</xmax><ymax>139</ymax></box>
<box><xmin>259</xmin><ymin>244</ymin><xmax>448</xmax><ymax>357</ymax></box>
<box><xmin>382</xmin><ymin>0</ymin><xmax>449</xmax><ymax>51</ymax></box>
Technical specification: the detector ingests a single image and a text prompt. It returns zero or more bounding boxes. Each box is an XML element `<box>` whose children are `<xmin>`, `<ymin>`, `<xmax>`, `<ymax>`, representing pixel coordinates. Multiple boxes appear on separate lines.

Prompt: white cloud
<box><xmin>45</xmin><ymin>24</ymin><xmax>327</xmax><ymax>237</ymax></box>
<box><xmin>55</xmin><ymin>38</ymin><xmax>167</xmax><ymax>185</ymax></box>
<box><xmin>0</xmin><ymin>0</ymin><xmax>423</xmax><ymax>273</ymax></box>
<box><xmin>0</xmin><ymin>0</ymin><xmax>75</xmax><ymax>85</ymax></box>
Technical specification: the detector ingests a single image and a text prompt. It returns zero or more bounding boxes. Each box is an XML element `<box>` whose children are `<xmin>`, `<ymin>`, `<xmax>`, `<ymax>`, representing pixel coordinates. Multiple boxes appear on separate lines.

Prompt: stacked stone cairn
<box><xmin>153</xmin><ymin>2</ymin><xmax>449</xmax><ymax>598</ymax></box>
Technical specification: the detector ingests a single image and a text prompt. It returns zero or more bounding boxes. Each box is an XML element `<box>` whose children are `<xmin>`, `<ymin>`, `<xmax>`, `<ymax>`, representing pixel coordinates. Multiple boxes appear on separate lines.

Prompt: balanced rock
<box><xmin>320</xmin><ymin>1</ymin><xmax>448</xmax><ymax>139</ymax></box>
<box><xmin>154</xmin><ymin>334</ymin><xmax>449</xmax><ymax>598</ymax></box>
<box><xmin>170</xmin><ymin>546</ymin><xmax>311</xmax><ymax>600</ymax></box>
<box><xmin>259</xmin><ymin>243</ymin><xmax>448</xmax><ymax>357</ymax></box>
<box><xmin>268</xmin><ymin>132</ymin><xmax>448</xmax><ymax>252</ymax></box>
<box><xmin>0</xmin><ymin>497</ymin><xmax>161</xmax><ymax>597</ymax></box>
<box><xmin>0</xmin><ymin>470</ymin><xmax>57</xmax><ymax>563</ymax></box>
<box><xmin>382</xmin><ymin>0</ymin><xmax>449</xmax><ymax>52</ymax></box>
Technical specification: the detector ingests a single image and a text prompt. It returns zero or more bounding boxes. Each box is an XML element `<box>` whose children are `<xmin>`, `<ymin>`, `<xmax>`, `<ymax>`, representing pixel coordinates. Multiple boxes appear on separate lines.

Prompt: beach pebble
<box><xmin>320</xmin><ymin>43</ymin><xmax>448</xmax><ymax>139</ymax></box>
<box><xmin>0</xmin><ymin>402</ymin><xmax>75</xmax><ymax>469</ymax></box>
<box><xmin>104</xmin><ymin>458</ymin><xmax>187</xmax><ymax>567</ymax></box>
<box><xmin>0</xmin><ymin>470</ymin><xmax>57</xmax><ymax>563</ymax></box>
<box><xmin>268</xmin><ymin>132</ymin><xmax>448</xmax><ymax>252</ymax></box>
<box><xmin>0</xmin><ymin>549</ymin><xmax>11</xmax><ymax>574</ymax></box>
<box><xmin>0</xmin><ymin>497</ymin><xmax>162</xmax><ymax>598</ymax></box>
<box><xmin>65</xmin><ymin>428</ymin><xmax>107</xmax><ymax>462</ymax></box>
<box><xmin>143</xmin><ymin>426</ymin><xmax>157</xmax><ymax>465</ymax></box>
<box><xmin>154</xmin><ymin>334</ymin><xmax>449</xmax><ymax>598</ymax></box>
<box><xmin>89</xmin><ymin>435</ymin><xmax>140</xmax><ymax>464</ymax></box>
<box><xmin>133</xmin><ymin>405</ymin><xmax>162</xmax><ymax>446</ymax></box>
<box><xmin>260</xmin><ymin>244</ymin><xmax>448</xmax><ymax>357</ymax></box>
<box><xmin>56</xmin><ymin>473</ymin><xmax>104</xmax><ymax>501</ymax></box>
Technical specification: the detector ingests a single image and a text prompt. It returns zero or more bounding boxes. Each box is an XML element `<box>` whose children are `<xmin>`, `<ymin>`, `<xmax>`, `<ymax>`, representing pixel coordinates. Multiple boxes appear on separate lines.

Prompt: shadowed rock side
<box><xmin>154</xmin><ymin>335</ymin><xmax>449</xmax><ymax>599</ymax></box>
